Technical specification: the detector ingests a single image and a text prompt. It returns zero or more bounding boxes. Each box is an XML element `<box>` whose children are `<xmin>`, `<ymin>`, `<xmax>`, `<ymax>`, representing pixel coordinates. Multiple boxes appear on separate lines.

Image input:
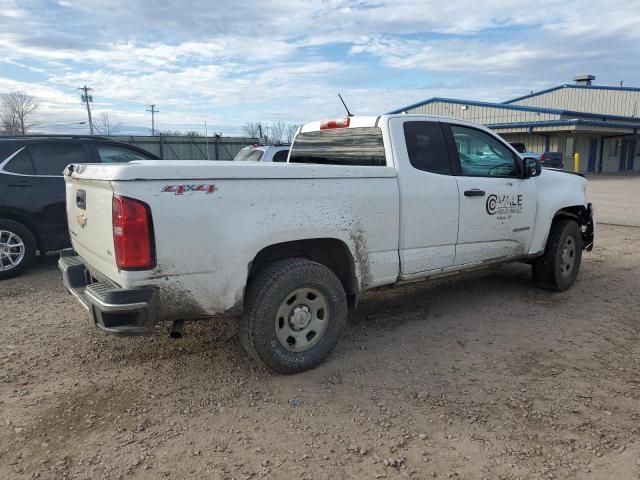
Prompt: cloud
<box><xmin>47</xmin><ymin>59</ymin><xmax>351</xmax><ymax>119</ymax></box>
<box><xmin>0</xmin><ymin>36</ymin><xmax>298</xmax><ymax>73</ymax></box>
<box><xmin>0</xmin><ymin>0</ymin><xmax>23</xmax><ymax>18</ymax></box>
<box><xmin>350</xmin><ymin>38</ymin><xmax>552</xmax><ymax>74</ymax></box>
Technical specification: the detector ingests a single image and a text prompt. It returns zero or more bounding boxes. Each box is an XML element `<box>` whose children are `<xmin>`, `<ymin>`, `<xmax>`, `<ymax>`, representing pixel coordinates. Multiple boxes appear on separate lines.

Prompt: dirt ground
<box><xmin>1</xmin><ymin>223</ymin><xmax>640</xmax><ymax>479</ymax></box>
<box><xmin>587</xmin><ymin>175</ymin><xmax>640</xmax><ymax>227</ymax></box>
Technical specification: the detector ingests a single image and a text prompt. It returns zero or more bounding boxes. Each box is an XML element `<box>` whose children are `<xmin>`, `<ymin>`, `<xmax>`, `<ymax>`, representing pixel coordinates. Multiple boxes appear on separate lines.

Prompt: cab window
<box><xmin>450</xmin><ymin>125</ymin><xmax>518</xmax><ymax>177</ymax></box>
<box><xmin>403</xmin><ymin>121</ymin><xmax>451</xmax><ymax>174</ymax></box>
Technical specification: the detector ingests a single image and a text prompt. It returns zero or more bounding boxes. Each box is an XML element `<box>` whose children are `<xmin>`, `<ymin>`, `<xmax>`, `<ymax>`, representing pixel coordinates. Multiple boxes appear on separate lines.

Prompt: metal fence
<box><xmin>108</xmin><ymin>135</ymin><xmax>258</xmax><ymax>160</ymax></box>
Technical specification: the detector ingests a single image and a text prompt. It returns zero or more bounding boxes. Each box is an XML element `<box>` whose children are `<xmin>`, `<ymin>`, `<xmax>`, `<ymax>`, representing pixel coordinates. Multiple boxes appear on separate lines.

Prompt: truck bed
<box><xmin>64</xmin><ymin>160</ymin><xmax>401</xmax><ymax>320</ymax></box>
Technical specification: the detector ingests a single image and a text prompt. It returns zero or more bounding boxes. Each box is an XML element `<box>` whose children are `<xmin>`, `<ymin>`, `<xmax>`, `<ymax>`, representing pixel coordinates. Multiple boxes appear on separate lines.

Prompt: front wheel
<box><xmin>239</xmin><ymin>258</ymin><xmax>348</xmax><ymax>374</ymax></box>
<box><xmin>532</xmin><ymin>218</ymin><xmax>582</xmax><ymax>291</ymax></box>
<box><xmin>0</xmin><ymin>220</ymin><xmax>37</xmax><ymax>280</ymax></box>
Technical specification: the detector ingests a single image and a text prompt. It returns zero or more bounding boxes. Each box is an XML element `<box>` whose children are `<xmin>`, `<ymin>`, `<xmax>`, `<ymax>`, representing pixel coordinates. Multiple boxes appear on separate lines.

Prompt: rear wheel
<box><xmin>0</xmin><ymin>220</ymin><xmax>37</xmax><ymax>280</ymax></box>
<box><xmin>532</xmin><ymin>218</ymin><xmax>582</xmax><ymax>291</ymax></box>
<box><xmin>239</xmin><ymin>258</ymin><xmax>347</xmax><ymax>374</ymax></box>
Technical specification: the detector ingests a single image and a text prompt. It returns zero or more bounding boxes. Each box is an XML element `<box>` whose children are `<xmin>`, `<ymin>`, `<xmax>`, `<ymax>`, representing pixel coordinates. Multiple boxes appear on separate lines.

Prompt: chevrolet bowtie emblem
<box><xmin>76</xmin><ymin>213</ymin><xmax>87</xmax><ymax>228</ymax></box>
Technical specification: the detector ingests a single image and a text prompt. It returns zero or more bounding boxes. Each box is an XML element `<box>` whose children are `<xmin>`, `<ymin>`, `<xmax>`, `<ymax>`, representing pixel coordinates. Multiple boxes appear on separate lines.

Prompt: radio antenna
<box><xmin>338</xmin><ymin>93</ymin><xmax>353</xmax><ymax>117</ymax></box>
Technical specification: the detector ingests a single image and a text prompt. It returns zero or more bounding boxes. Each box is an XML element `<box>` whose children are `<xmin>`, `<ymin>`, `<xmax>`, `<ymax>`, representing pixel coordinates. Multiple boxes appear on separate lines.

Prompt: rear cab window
<box><xmin>289</xmin><ymin>127</ymin><xmax>386</xmax><ymax>166</ymax></box>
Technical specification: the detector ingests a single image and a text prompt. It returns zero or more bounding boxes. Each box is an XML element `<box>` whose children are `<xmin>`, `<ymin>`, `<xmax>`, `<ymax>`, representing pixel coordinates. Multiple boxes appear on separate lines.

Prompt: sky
<box><xmin>0</xmin><ymin>0</ymin><xmax>638</xmax><ymax>136</ymax></box>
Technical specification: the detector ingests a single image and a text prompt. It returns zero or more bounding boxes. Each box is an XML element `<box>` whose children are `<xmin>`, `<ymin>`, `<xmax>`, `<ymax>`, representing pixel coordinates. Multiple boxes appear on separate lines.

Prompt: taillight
<box><xmin>320</xmin><ymin>117</ymin><xmax>350</xmax><ymax>129</ymax></box>
<box><xmin>112</xmin><ymin>195</ymin><xmax>154</xmax><ymax>270</ymax></box>
<box><xmin>540</xmin><ymin>154</ymin><xmax>546</xmax><ymax>163</ymax></box>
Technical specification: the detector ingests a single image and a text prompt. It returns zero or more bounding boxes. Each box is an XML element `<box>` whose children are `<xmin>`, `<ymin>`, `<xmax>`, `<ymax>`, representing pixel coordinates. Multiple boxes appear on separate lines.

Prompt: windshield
<box><xmin>233</xmin><ymin>148</ymin><xmax>264</xmax><ymax>162</ymax></box>
<box><xmin>289</xmin><ymin>127</ymin><xmax>386</xmax><ymax>166</ymax></box>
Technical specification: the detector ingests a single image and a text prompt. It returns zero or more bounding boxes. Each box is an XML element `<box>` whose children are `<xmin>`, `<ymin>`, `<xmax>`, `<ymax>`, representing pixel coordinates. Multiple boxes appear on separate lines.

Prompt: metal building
<box><xmin>390</xmin><ymin>77</ymin><xmax>640</xmax><ymax>173</ymax></box>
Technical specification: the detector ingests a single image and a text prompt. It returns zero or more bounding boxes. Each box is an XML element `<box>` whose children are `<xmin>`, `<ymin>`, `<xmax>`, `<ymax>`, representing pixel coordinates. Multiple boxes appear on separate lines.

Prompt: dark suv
<box><xmin>0</xmin><ymin>136</ymin><xmax>159</xmax><ymax>279</ymax></box>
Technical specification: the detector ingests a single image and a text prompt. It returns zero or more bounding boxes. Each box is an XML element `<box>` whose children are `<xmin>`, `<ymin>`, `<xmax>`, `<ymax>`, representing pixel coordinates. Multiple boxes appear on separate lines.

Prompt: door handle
<box><xmin>8</xmin><ymin>183</ymin><xmax>32</xmax><ymax>187</ymax></box>
<box><xmin>464</xmin><ymin>189</ymin><xmax>485</xmax><ymax>197</ymax></box>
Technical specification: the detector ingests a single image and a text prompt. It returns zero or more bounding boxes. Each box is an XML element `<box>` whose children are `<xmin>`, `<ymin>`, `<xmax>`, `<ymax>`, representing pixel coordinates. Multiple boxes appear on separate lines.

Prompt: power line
<box><xmin>33</xmin><ymin>120</ymin><xmax>87</xmax><ymax>126</ymax></box>
<box><xmin>78</xmin><ymin>86</ymin><xmax>94</xmax><ymax>135</ymax></box>
<box><xmin>146</xmin><ymin>104</ymin><xmax>158</xmax><ymax>136</ymax></box>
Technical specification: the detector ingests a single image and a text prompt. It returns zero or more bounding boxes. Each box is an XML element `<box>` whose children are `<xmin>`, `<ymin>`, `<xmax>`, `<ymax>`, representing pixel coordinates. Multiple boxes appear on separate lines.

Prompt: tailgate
<box><xmin>65</xmin><ymin>174</ymin><xmax>121</xmax><ymax>282</ymax></box>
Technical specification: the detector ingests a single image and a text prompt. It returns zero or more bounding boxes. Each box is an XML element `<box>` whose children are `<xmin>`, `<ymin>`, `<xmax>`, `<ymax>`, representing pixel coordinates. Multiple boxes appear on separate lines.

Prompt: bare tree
<box><xmin>268</xmin><ymin>121</ymin><xmax>287</xmax><ymax>144</ymax></box>
<box><xmin>0</xmin><ymin>113</ymin><xmax>19</xmax><ymax>135</ymax></box>
<box><xmin>1</xmin><ymin>91</ymin><xmax>39</xmax><ymax>135</ymax></box>
<box><xmin>94</xmin><ymin>112</ymin><xmax>112</xmax><ymax>136</ymax></box>
<box><xmin>286</xmin><ymin>123</ymin><xmax>302</xmax><ymax>143</ymax></box>
<box><xmin>242</xmin><ymin>122</ymin><xmax>263</xmax><ymax>139</ymax></box>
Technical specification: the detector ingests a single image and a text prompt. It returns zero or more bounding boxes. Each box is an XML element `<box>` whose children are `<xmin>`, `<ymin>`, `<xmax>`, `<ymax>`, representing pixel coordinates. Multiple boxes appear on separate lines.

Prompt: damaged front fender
<box><xmin>580</xmin><ymin>203</ymin><xmax>595</xmax><ymax>252</ymax></box>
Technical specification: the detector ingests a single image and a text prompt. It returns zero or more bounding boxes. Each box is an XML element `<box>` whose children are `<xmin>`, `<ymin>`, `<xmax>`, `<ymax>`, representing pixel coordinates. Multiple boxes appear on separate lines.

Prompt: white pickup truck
<box><xmin>59</xmin><ymin>115</ymin><xmax>594</xmax><ymax>373</ymax></box>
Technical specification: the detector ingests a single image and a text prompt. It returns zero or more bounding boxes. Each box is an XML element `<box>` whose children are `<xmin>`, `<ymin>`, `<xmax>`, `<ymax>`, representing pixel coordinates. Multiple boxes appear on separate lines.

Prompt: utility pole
<box><xmin>258</xmin><ymin>123</ymin><xmax>263</xmax><ymax>142</ymax></box>
<box><xmin>146</xmin><ymin>104</ymin><xmax>158</xmax><ymax>136</ymax></box>
<box><xmin>79</xmin><ymin>86</ymin><xmax>94</xmax><ymax>135</ymax></box>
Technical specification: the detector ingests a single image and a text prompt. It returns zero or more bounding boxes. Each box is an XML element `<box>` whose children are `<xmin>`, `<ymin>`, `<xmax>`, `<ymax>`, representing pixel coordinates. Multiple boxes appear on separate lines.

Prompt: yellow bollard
<box><xmin>573</xmin><ymin>152</ymin><xmax>580</xmax><ymax>173</ymax></box>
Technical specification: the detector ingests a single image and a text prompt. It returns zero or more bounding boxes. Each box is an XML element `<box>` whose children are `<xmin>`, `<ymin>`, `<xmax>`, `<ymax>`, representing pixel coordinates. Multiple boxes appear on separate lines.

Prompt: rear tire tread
<box><xmin>239</xmin><ymin>257</ymin><xmax>347</xmax><ymax>374</ymax></box>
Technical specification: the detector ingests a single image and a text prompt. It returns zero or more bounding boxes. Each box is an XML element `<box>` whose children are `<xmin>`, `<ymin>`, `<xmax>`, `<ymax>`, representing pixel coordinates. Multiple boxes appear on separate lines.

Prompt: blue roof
<box><xmin>487</xmin><ymin>119</ymin><xmax>640</xmax><ymax>131</ymax></box>
<box><xmin>388</xmin><ymin>96</ymin><xmax>640</xmax><ymax>123</ymax></box>
<box><xmin>389</xmin><ymin>97</ymin><xmax>567</xmax><ymax>115</ymax></box>
<box><xmin>504</xmin><ymin>84</ymin><xmax>640</xmax><ymax>104</ymax></box>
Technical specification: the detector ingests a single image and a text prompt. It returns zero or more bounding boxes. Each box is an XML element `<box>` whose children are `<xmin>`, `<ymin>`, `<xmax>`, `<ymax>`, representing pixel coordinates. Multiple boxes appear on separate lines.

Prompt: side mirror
<box><xmin>523</xmin><ymin>157</ymin><xmax>541</xmax><ymax>178</ymax></box>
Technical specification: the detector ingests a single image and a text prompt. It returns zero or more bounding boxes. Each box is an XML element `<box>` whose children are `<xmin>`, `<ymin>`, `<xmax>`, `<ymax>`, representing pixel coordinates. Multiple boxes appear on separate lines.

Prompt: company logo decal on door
<box><xmin>486</xmin><ymin>194</ymin><xmax>523</xmax><ymax>215</ymax></box>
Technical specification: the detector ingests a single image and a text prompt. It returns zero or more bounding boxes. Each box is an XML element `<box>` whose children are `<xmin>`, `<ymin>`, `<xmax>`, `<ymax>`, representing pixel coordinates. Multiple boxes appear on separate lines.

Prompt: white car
<box><xmin>59</xmin><ymin>114</ymin><xmax>594</xmax><ymax>373</ymax></box>
<box><xmin>232</xmin><ymin>144</ymin><xmax>290</xmax><ymax>162</ymax></box>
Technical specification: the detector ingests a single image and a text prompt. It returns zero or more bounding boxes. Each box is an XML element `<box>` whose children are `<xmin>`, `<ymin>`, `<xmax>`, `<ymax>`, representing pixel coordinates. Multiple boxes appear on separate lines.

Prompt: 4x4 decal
<box><xmin>161</xmin><ymin>184</ymin><xmax>218</xmax><ymax>195</ymax></box>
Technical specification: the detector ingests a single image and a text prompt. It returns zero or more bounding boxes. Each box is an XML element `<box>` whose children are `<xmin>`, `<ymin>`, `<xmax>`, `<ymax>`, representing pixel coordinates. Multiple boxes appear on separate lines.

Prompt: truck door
<box><xmin>390</xmin><ymin>118</ymin><xmax>459</xmax><ymax>275</ymax></box>
<box><xmin>445</xmin><ymin>124</ymin><xmax>536</xmax><ymax>266</ymax></box>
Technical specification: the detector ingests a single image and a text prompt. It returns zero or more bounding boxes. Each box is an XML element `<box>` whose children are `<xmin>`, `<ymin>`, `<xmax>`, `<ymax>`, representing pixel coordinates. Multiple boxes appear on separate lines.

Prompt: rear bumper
<box><xmin>58</xmin><ymin>250</ymin><xmax>158</xmax><ymax>335</ymax></box>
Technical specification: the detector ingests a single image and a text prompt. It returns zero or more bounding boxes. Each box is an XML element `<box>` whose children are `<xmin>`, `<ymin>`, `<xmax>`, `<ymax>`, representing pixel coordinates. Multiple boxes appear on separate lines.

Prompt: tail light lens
<box><xmin>540</xmin><ymin>154</ymin><xmax>546</xmax><ymax>163</ymax></box>
<box><xmin>112</xmin><ymin>195</ymin><xmax>154</xmax><ymax>270</ymax></box>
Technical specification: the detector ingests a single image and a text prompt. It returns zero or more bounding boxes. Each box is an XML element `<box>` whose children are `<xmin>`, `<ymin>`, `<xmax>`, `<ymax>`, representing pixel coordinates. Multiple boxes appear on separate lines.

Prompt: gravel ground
<box><xmin>587</xmin><ymin>176</ymin><xmax>640</xmax><ymax>227</ymax></box>
<box><xmin>1</xmin><ymin>224</ymin><xmax>639</xmax><ymax>480</ymax></box>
